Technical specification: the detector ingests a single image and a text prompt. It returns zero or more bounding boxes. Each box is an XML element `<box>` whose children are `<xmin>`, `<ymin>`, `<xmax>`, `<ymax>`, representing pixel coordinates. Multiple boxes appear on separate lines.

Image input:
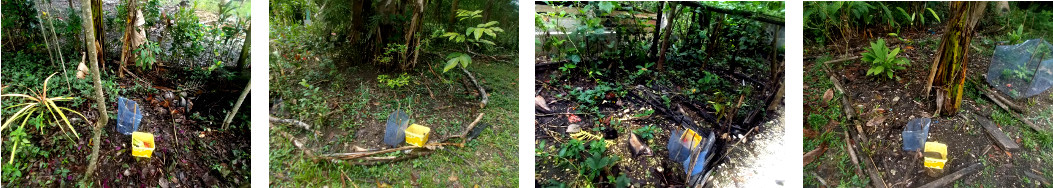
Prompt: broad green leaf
<box><xmin>466</xmin><ymin>27</ymin><xmax>476</xmax><ymax>37</ymax></box>
<box><xmin>491</xmin><ymin>27</ymin><xmax>504</xmax><ymax>32</ymax></box>
<box><xmin>888</xmin><ymin>47</ymin><xmax>901</xmax><ymax>59</ymax></box>
<box><xmin>443</xmin><ymin>58</ymin><xmax>459</xmax><ymax>73</ymax></box>
<box><xmin>598</xmin><ymin>2</ymin><xmax>614</xmax><ymax>13</ymax></box>
<box><xmin>484</xmin><ymin>29</ymin><xmax>496</xmax><ymax>38</ymax></box>
<box><xmin>474</xmin><ymin>29</ymin><xmax>484</xmax><ymax>40</ymax></box>
<box><xmin>459</xmin><ymin>55</ymin><xmax>472</xmax><ymax>68</ymax></box>
<box><xmin>478</xmin><ymin>39</ymin><xmax>496</xmax><ymax>46</ymax></box>
<box><xmin>479</xmin><ymin>21</ymin><xmax>499</xmax><ymax>27</ymax></box>
<box><xmin>927</xmin><ymin>8</ymin><xmax>940</xmax><ymax>22</ymax></box>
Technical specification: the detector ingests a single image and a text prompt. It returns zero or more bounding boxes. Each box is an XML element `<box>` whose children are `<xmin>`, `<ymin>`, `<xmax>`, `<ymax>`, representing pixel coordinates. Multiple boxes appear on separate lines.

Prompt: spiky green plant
<box><xmin>2</xmin><ymin>73</ymin><xmax>87</xmax><ymax>163</ymax></box>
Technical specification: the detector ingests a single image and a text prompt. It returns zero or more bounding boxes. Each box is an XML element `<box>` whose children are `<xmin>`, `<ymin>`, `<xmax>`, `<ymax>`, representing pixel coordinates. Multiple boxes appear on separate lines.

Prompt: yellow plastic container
<box><xmin>131</xmin><ymin>132</ymin><xmax>155</xmax><ymax>158</ymax></box>
<box><xmin>923</xmin><ymin>142</ymin><xmax>947</xmax><ymax>170</ymax></box>
<box><xmin>680</xmin><ymin>129</ymin><xmax>703</xmax><ymax>148</ymax></box>
<box><xmin>405</xmin><ymin>124</ymin><xmax>431</xmax><ymax>147</ymax></box>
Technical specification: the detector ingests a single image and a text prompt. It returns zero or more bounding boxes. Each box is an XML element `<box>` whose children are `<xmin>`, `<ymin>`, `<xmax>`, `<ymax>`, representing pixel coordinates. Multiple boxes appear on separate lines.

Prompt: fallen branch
<box><xmin>270</xmin><ymin>117</ymin><xmax>314</xmax><ymax>130</ymax></box>
<box><xmin>845</xmin><ymin>131</ymin><xmax>865</xmax><ymax>177</ymax></box>
<box><xmin>979</xmin><ymin>88</ymin><xmax>1048</xmax><ymax>132</ymax></box>
<box><xmin>460</xmin><ymin>66</ymin><xmax>488</xmax><ymax>109</ymax></box>
<box><xmin>917</xmin><ymin>162</ymin><xmax>984</xmax><ymax>188</ymax></box>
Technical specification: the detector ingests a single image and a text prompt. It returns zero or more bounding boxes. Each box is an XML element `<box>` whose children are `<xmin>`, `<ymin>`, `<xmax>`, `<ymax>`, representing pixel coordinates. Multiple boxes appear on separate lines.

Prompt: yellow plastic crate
<box><xmin>404</xmin><ymin>124</ymin><xmax>430</xmax><ymax>147</ymax></box>
<box><xmin>131</xmin><ymin>132</ymin><xmax>155</xmax><ymax>158</ymax></box>
<box><xmin>923</xmin><ymin>142</ymin><xmax>947</xmax><ymax>170</ymax></box>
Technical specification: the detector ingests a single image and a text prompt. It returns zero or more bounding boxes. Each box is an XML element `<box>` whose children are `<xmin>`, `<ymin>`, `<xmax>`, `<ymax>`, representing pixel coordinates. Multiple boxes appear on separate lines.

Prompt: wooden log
<box><xmin>974</xmin><ymin>115</ymin><xmax>1021</xmax><ymax>152</ymax></box>
<box><xmin>916</xmin><ymin>162</ymin><xmax>984</xmax><ymax>188</ymax></box>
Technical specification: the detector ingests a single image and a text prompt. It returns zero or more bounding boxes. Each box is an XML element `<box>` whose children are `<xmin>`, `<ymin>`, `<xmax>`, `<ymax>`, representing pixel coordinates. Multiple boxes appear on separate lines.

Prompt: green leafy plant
<box><xmin>1008</xmin><ymin>24</ymin><xmax>1024</xmax><ymax>44</ymax></box>
<box><xmin>861</xmin><ymin>38</ymin><xmax>910</xmax><ymax>79</ymax></box>
<box><xmin>558</xmin><ymin>139</ymin><xmax>586</xmax><ymax>160</ymax></box>
<box><xmin>135</xmin><ymin>40</ymin><xmax>161</xmax><ymax>70</ymax></box>
<box><xmin>633</xmin><ymin>125</ymin><xmax>660</xmax><ymax>140</ymax></box>
<box><xmin>440</xmin><ymin>9</ymin><xmax>504</xmax><ymax>73</ymax></box>
<box><xmin>558</xmin><ymin>62</ymin><xmax>577</xmax><ymax>72</ymax></box>
<box><xmin>375</xmin><ymin>43</ymin><xmax>408</xmax><ymax>64</ymax></box>
<box><xmin>171</xmin><ymin>2</ymin><xmax>206</xmax><ymax>58</ymax></box>
<box><xmin>442</xmin><ymin>52</ymin><xmax>472</xmax><ymax>73</ymax></box>
<box><xmin>581</xmin><ymin>140</ymin><xmax>618</xmax><ymax>182</ymax></box>
<box><xmin>376</xmin><ymin>73</ymin><xmax>411</xmax><ymax>89</ymax></box>
<box><xmin>896</xmin><ymin>7</ymin><xmax>939</xmax><ymax>27</ymax></box>
<box><xmin>1</xmin><ymin>73</ymin><xmax>87</xmax><ymax>163</ymax></box>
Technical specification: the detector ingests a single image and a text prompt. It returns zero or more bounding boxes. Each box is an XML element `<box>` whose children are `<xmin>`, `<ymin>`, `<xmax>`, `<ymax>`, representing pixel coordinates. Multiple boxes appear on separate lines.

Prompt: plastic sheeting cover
<box><xmin>117</xmin><ymin>97</ymin><xmax>144</xmax><ymax>135</ymax></box>
<box><xmin>987</xmin><ymin>39</ymin><xmax>1053</xmax><ymax>99</ymax></box>
<box><xmin>383</xmin><ymin>109</ymin><xmax>410</xmax><ymax>147</ymax></box>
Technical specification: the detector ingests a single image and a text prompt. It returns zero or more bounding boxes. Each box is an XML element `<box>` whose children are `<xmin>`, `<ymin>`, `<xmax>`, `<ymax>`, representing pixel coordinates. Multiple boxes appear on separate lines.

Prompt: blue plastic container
<box><xmin>666</xmin><ymin>129</ymin><xmax>714</xmax><ymax>176</ymax></box>
<box><xmin>902</xmin><ymin>118</ymin><xmax>932</xmax><ymax>152</ymax></box>
<box><xmin>383</xmin><ymin>109</ymin><xmax>410</xmax><ymax>147</ymax></box>
<box><xmin>116</xmin><ymin>97</ymin><xmax>143</xmax><ymax>135</ymax></box>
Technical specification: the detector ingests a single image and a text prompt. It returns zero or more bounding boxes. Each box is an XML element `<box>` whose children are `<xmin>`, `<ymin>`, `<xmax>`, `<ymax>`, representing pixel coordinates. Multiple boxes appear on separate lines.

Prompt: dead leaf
<box><xmin>823</xmin><ymin>88</ymin><xmax>834</xmax><ymax>102</ymax></box>
<box><xmin>535</xmin><ymin>95</ymin><xmax>552</xmax><ymax>112</ymax></box>
<box><xmin>803</xmin><ymin>144</ymin><xmax>828</xmax><ymax>166</ymax></box>
<box><xmin>866</xmin><ymin>115</ymin><xmax>887</xmax><ymax>127</ymax></box>
<box><xmin>76</xmin><ymin>54</ymin><xmax>89</xmax><ymax>79</ymax></box>
<box><xmin>628</xmin><ymin>133</ymin><xmax>653</xmax><ymax>157</ymax></box>
<box><xmin>448</xmin><ymin>174</ymin><xmax>458</xmax><ymax>181</ymax></box>
<box><xmin>804</xmin><ymin>129</ymin><xmax>818</xmax><ymax>139</ymax></box>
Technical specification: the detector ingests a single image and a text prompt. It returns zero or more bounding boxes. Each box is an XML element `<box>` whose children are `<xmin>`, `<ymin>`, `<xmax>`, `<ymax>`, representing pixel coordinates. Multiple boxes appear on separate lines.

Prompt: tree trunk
<box><xmin>648</xmin><ymin>1</ymin><xmax>665</xmax><ymax>58</ymax></box>
<box><xmin>402</xmin><ymin>0</ymin><xmax>424</xmax><ymax>70</ymax></box>
<box><xmin>222</xmin><ymin>80</ymin><xmax>251</xmax><ymax>129</ymax></box>
<box><xmin>119</xmin><ymin>0</ymin><xmax>139</xmax><ymax>78</ymax></box>
<box><xmin>482</xmin><ymin>0</ymin><xmax>494</xmax><ymax>21</ymax></box>
<box><xmin>79</xmin><ymin>0</ymin><xmax>110</xmax><ymax>184</ymax></box>
<box><xmin>351</xmin><ymin>1</ymin><xmax>366</xmax><ymax>44</ymax></box>
<box><xmin>237</xmin><ymin>27</ymin><xmax>251</xmax><ymax>71</ymax></box>
<box><xmin>925</xmin><ymin>2</ymin><xmax>986</xmax><ymax>116</ymax></box>
<box><xmin>92</xmin><ymin>0</ymin><xmax>105</xmax><ymax>70</ymax></box>
<box><xmin>448</xmin><ymin>0</ymin><xmax>459</xmax><ymax>24</ymax></box>
<box><xmin>656</xmin><ymin>4</ymin><xmax>681</xmax><ymax>71</ymax></box>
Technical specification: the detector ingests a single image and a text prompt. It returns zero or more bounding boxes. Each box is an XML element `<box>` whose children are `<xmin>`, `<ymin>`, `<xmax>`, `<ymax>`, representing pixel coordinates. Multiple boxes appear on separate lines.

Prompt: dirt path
<box><xmin>708</xmin><ymin>107</ymin><xmax>787</xmax><ymax>187</ymax></box>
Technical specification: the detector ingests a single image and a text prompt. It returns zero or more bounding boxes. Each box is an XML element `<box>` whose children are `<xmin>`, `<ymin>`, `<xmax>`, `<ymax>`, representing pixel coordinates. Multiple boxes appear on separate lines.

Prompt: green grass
<box><xmin>268</xmin><ymin>58</ymin><xmax>519</xmax><ymax>187</ymax></box>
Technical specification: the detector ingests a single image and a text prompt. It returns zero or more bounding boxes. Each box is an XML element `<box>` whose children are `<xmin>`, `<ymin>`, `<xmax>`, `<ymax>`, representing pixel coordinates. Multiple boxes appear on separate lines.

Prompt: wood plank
<box><xmin>917</xmin><ymin>162</ymin><xmax>984</xmax><ymax>188</ymax></box>
<box><xmin>975</xmin><ymin>115</ymin><xmax>1022</xmax><ymax>152</ymax></box>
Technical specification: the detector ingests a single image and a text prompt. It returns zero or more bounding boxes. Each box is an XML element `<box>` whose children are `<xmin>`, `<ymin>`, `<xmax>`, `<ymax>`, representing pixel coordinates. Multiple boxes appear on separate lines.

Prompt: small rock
<box><xmin>893</xmin><ymin>96</ymin><xmax>900</xmax><ymax>102</ymax></box>
<box><xmin>124</xmin><ymin>169</ymin><xmax>131</xmax><ymax>176</ymax></box>
<box><xmin>566</xmin><ymin>124</ymin><xmax>582</xmax><ymax>133</ymax></box>
<box><xmin>159</xmin><ymin>178</ymin><xmax>170</xmax><ymax>188</ymax></box>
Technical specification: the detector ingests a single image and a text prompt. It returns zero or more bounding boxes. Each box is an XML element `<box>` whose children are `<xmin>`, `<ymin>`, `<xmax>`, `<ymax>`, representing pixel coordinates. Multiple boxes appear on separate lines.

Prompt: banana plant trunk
<box><xmin>925</xmin><ymin>2</ymin><xmax>986</xmax><ymax>116</ymax></box>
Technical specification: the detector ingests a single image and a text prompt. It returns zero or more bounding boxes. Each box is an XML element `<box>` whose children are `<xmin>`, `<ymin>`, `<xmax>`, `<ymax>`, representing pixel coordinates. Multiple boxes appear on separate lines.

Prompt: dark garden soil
<box><xmin>805</xmin><ymin>25</ymin><xmax>1053</xmax><ymax>187</ymax></box>
<box><xmin>534</xmin><ymin>56</ymin><xmax>784</xmax><ymax>187</ymax></box>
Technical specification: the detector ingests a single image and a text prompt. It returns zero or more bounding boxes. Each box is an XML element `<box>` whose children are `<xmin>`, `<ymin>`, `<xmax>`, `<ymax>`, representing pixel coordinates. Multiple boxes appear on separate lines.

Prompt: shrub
<box><xmin>861</xmin><ymin>38</ymin><xmax>910</xmax><ymax>79</ymax></box>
